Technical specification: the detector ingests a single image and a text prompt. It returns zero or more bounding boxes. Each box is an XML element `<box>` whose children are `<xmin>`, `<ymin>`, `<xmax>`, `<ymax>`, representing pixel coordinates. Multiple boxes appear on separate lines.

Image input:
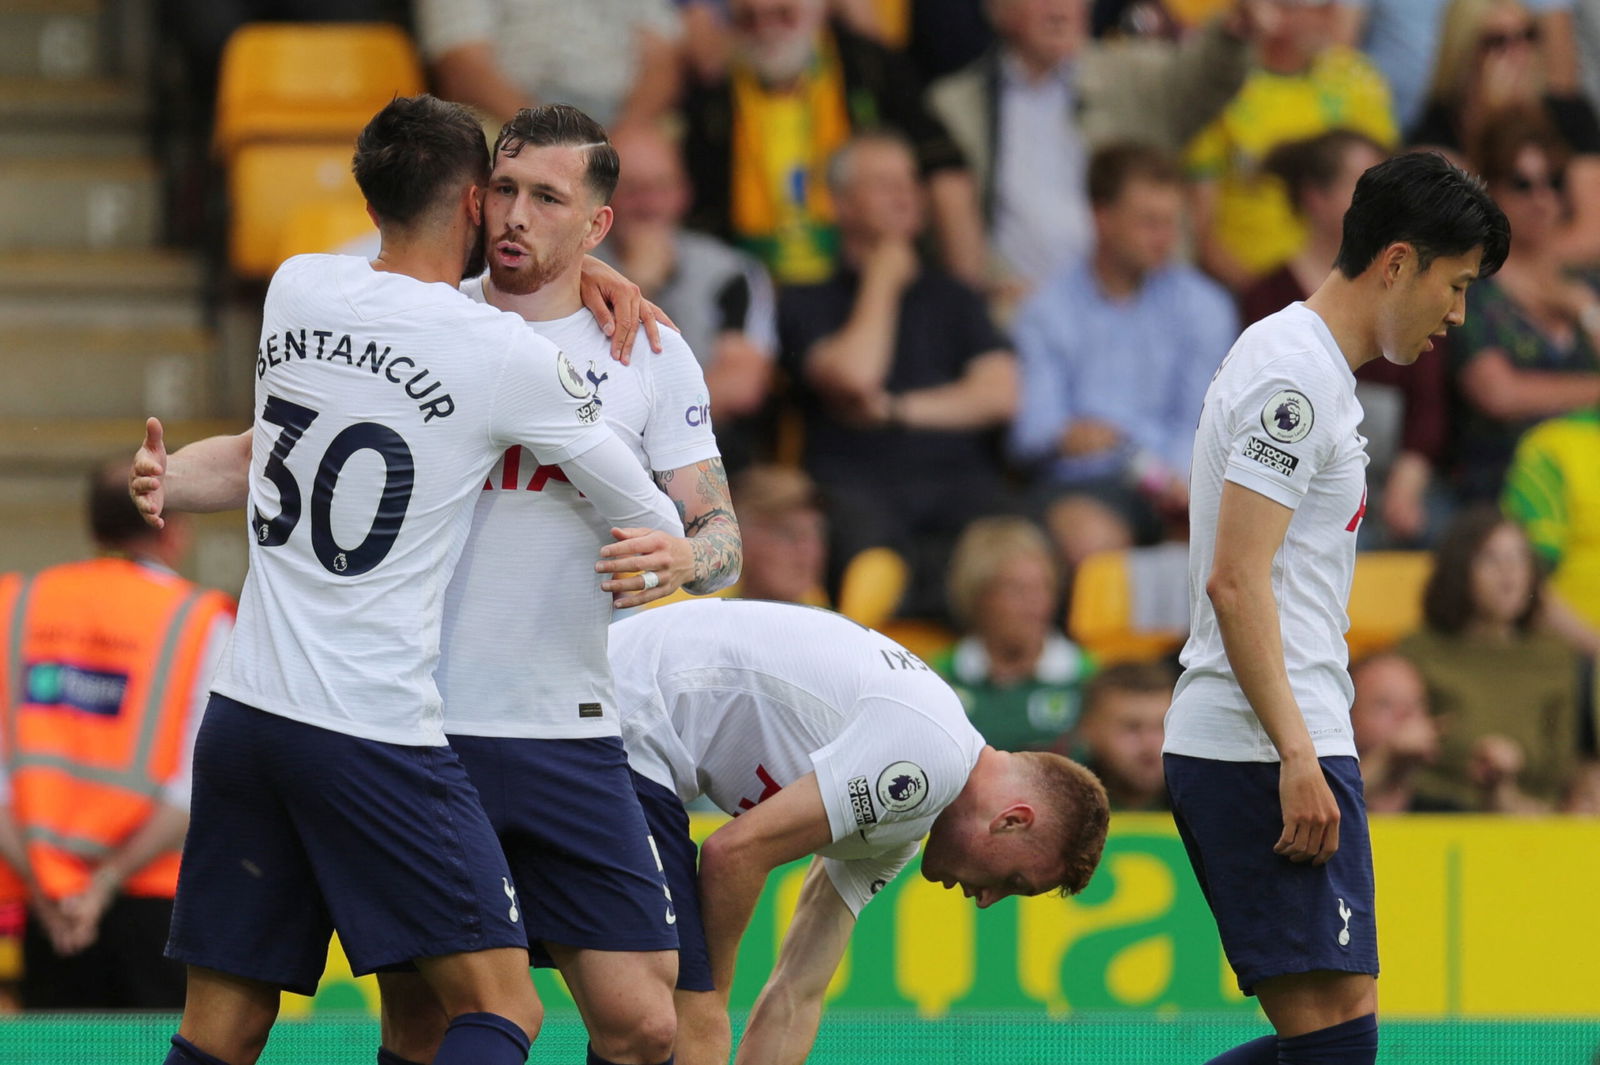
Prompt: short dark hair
<box><xmin>88</xmin><ymin>460</ymin><xmax>155</xmax><ymax>549</ymax></box>
<box><xmin>1422</xmin><ymin>506</ymin><xmax>1542</xmax><ymax>636</ymax></box>
<box><xmin>1087</xmin><ymin>142</ymin><xmax>1181</xmax><ymax>208</ymax></box>
<box><xmin>352</xmin><ymin>94</ymin><xmax>489</xmax><ymax>226</ymax></box>
<box><xmin>1082</xmin><ymin>661</ymin><xmax>1178</xmax><ymax>719</ymax></box>
<box><xmin>493</xmin><ymin>104</ymin><xmax>620</xmax><ymax>203</ymax></box>
<box><xmin>1333</xmin><ymin>150</ymin><xmax>1510</xmax><ymax>279</ymax></box>
<box><xmin>1262</xmin><ymin>128</ymin><xmax>1389</xmax><ymax>215</ymax></box>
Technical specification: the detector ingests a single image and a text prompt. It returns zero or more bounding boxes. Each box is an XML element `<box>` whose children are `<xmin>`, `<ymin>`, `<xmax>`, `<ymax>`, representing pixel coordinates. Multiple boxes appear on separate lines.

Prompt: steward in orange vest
<box><xmin>0</xmin><ymin>461</ymin><xmax>233</xmax><ymax>1009</ymax></box>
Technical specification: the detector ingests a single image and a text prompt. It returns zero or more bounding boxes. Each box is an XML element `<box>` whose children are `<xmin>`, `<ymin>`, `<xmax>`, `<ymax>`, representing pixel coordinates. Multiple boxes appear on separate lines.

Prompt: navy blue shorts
<box><xmin>1164</xmin><ymin>754</ymin><xmax>1379</xmax><ymax>995</ymax></box>
<box><xmin>630</xmin><ymin>769</ymin><xmax>711</xmax><ymax>992</ymax></box>
<box><xmin>450</xmin><ymin>734</ymin><xmax>679</xmax><ymax>964</ymax></box>
<box><xmin>166</xmin><ymin>695</ymin><xmax>527</xmax><ymax>996</ymax></box>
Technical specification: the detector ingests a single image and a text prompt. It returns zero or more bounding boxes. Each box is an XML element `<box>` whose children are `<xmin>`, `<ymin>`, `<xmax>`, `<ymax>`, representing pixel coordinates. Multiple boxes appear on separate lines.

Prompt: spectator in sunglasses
<box><xmin>1411</xmin><ymin>0</ymin><xmax>1600</xmax><ymax>260</ymax></box>
<box><xmin>1447</xmin><ymin>113</ymin><xmax>1600</xmax><ymax>507</ymax></box>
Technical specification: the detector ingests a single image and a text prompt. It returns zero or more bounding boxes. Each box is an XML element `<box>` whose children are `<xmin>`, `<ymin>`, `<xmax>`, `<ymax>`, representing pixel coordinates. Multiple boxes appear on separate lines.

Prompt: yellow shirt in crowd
<box><xmin>1185</xmin><ymin>46</ymin><xmax>1398</xmax><ymax>279</ymax></box>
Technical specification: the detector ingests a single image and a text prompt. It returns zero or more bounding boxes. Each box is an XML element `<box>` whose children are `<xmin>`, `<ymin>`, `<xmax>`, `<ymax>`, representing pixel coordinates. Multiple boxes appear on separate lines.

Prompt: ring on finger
<box><xmin>640</xmin><ymin>570</ymin><xmax>660</xmax><ymax>591</ymax></box>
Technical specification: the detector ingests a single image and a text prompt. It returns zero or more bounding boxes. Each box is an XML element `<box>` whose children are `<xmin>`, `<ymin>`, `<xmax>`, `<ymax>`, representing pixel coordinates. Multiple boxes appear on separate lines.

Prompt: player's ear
<box><xmin>1380</xmin><ymin>241</ymin><xmax>1412</xmax><ymax>286</ymax></box>
<box><xmin>989</xmin><ymin>802</ymin><xmax>1036</xmax><ymax>834</ymax></box>
<box><xmin>586</xmin><ymin>204</ymin><xmax>614</xmax><ymax>250</ymax></box>
<box><xmin>465</xmin><ymin>184</ymin><xmax>484</xmax><ymax>227</ymax></box>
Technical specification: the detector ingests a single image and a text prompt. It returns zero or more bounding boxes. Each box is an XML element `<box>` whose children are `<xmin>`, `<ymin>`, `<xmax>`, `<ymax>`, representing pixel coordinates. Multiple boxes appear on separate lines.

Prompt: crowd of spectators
<box><xmin>172</xmin><ymin>0</ymin><xmax>1600</xmax><ymax>816</ymax></box>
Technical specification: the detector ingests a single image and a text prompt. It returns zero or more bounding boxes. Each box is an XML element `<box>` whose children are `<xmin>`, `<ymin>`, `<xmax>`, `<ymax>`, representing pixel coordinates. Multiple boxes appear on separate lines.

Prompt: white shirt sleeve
<box><xmin>1221</xmin><ymin>354</ymin><xmax>1345</xmax><ymax>511</ymax></box>
<box><xmin>809</xmin><ymin>699</ymin><xmax>972</xmax><ymax>852</ymax></box>
<box><xmin>641</xmin><ymin>333</ymin><xmax>722</xmax><ymax>474</ymax></box>
<box><xmin>159</xmin><ymin>610</ymin><xmax>233</xmax><ymax>810</ymax></box>
<box><xmin>823</xmin><ymin>841</ymin><xmax>921</xmax><ymax>916</ymax></box>
<box><xmin>560</xmin><ymin>432</ymin><xmax>686</xmax><ymax>536</ymax></box>
<box><xmin>490</xmin><ymin>331</ymin><xmax>617</xmax><ymax>466</ymax></box>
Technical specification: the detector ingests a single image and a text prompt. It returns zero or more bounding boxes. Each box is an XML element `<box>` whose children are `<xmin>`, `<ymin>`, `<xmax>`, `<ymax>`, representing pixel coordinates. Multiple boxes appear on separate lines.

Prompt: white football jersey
<box><xmin>214</xmin><ymin>254</ymin><xmax>627</xmax><ymax>746</ymax></box>
<box><xmin>1165</xmin><ymin>303</ymin><xmax>1369</xmax><ymax>762</ymax></box>
<box><xmin>437</xmin><ymin>283</ymin><xmax>717</xmax><ymax>739</ymax></box>
<box><xmin>610</xmin><ymin>599</ymin><xmax>985</xmax><ymax>915</ymax></box>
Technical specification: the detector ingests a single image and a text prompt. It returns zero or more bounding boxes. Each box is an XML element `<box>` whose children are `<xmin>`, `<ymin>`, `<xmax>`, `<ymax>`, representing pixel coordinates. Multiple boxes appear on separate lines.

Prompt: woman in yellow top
<box><xmin>1184</xmin><ymin>0</ymin><xmax>1397</xmax><ymax>291</ymax></box>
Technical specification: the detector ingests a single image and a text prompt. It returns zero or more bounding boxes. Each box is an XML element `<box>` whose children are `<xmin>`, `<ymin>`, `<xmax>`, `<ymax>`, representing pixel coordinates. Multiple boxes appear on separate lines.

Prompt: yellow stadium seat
<box><xmin>836</xmin><ymin>546</ymin><xmax>909</xmax><ymax>631</ymax></box>
<box><xmin>229</xmin><ymin>141</ymin><xmax>367</xmax><ymax>279</ymax></box>
<box><xmin>278</xmin><ymin>200</ymin><xmax>376</xmax><ymax>264</ymax></box>
<box><xmin>1068</xmin><ymin>545</ymin><xmax>1190</xmax><ymax>664</ymax></box>
<box><xmin>214</xmin><ymin>22</ymin><xmax>425</xmax><ymax>164</ymax></box>
<box><xmin>880</xmin><ymin>619</ymin><xmax>955</xmax><ymax>662</ymax></box>
<box><xmin>1345</xmin><ymin>551</ymin><xmax>1430</xmax><ymax>660</ymax></box>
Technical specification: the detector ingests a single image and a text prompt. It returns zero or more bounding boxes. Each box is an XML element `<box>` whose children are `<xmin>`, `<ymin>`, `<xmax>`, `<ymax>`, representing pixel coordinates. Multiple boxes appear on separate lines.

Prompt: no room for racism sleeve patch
<box><xmin>1243</xmin><ymin>436</ymin><xmax>1300</xmax><ymax>476</ymax></box>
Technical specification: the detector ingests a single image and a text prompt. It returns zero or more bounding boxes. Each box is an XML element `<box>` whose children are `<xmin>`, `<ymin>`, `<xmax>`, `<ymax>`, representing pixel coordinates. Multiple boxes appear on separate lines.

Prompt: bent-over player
<box><xmin>608</xmin><ymin>598</ymin><xmax>1110</xmax><ymax>1065</ymax></box>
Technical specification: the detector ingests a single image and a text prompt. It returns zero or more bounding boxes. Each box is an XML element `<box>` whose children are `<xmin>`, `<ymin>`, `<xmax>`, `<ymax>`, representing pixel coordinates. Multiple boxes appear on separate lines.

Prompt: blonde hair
<box><xmin>1017</xmin><ymin>751</ymin><xmax>1110</xmax><ymax>897</ymax></box>
<box><xmin>1428</xmin><ymin>0</ymin><xmax>1542</xmax><ymax>108</ymax></box>
<box><xmin>945</xmin><ymin>516</ymin><xmax>1060</xmax><ymax>629</ymax></box>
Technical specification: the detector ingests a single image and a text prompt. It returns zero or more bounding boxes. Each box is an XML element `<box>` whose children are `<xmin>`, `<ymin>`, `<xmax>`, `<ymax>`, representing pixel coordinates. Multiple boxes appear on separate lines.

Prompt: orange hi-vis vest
<box><xmin>0</xmin><ymin>558</ymin><xmax>234</xmax><ymax>901</ymax></box>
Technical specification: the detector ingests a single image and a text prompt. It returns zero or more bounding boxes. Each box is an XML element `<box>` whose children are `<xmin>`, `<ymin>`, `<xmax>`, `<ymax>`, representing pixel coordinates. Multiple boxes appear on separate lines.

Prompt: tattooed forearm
<box><xmin>688</xmin><ymin>523</ymin><xmax>742</xmax><ymax>594</ymax></box>
<box><xmin>662</xmin><ymin>457</ymin><xmax>742</xmax><ymax>593</ymax></box>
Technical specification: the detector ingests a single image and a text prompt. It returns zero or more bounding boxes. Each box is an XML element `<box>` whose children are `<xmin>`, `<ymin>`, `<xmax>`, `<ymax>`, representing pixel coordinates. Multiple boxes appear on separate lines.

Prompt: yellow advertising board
<box><xmin>282</xmin><ymin>814</ymin><xmax>1600</xmax><ymax>1019</ymax></box>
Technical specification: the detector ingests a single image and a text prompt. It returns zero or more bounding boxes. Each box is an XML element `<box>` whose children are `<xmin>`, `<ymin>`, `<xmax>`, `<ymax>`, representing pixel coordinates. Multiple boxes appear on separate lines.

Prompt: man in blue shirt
<box><xmin>1009</xmin><ymin>142</ymin><xmax>1238</xmax><ymax>570</ymax></box>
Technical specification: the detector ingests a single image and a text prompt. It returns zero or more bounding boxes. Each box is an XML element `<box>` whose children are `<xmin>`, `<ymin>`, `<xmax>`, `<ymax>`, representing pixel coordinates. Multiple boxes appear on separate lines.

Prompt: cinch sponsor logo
<box><xmin>685</xmin><ymin>403</ymin><xmax>712</xmax><ymax>428</ymax></box>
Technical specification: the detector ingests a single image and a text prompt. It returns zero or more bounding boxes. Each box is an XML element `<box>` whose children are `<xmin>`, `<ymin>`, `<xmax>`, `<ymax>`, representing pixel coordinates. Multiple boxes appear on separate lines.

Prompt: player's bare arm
<box><xmin>692</xmin><ymin>773</ymin><xmax>835</xmax><ymax>1061</ymax></box>
<box><xmin>1208</xmin><ymin>481</ymin><xmax>1340</xmax><ymax>866</ymax></box>
<box><xmin>129</xmin><ymin>420</ymin><xmax>252</xmax><ymax>528</ymax></box>
<box><xmin>736</xmin><ymin>856</ymin><xmax>857</xmax><ymax>1065</ymax></box>
<box><xmin>598</xmin><ymin>457</ymin><xmax>742</xmax><ymax>607</ymax></box>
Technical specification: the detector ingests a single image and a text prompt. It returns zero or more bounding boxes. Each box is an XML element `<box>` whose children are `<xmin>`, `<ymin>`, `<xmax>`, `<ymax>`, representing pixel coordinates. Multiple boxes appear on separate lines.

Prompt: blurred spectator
<box><xmin>906</xmin><ymin>0</ymin><xmax>995</xmax><ymax>82</ymax></box>
<box><xmin>926</xmin><ymin>0</ymin><xmax>1254</xmax><ymax>302</ymax></box>
<box><xmin>1241</xmin><ymin>132</ymin><xmax>1449</xmax><ymax>546</ymax></box>
<box><xmin>1336</xmin><ymin>0</ymin><xmax>1576</xmax><ymax>135</ymax></box>
<box><xmin>0</xmin><ymin>462</ymin><xmax>233</xmax><ymax>1008</ymax></box>
<box><xmin>728</xmin><ymin>465</ymin><xmax>830</xmax><ymax>603</ymax></box>
<box><xmin>602</xmin><ymin>123</ymin><xmax>779</xmax><ymax>470</ymax></box>
<box><xmin>415</xmin><ymin>0</ymin><xmax>683</xmax><ymax>127</ymax></box>
<box><xmin>1397</xmin><ymin>507</ymin><xmax>1585</xmax><ymax>810</ymax></box>
<box><xmin>1349</xmin><ymin>653</ymin><xmax>1464</xmax><ymax>812</ymax></box>
<box><xmin>934</xmin><ymin>517</ymin><xmax>1094</xmax><ymax>751</ymax></box>
<box><xmin>1560</xmin><ymin>759</ymin><xmax>1600</xmax><ymax>811</ymax></box>
<box><xmin>780</xmin><ymin>133</ymin><xmax>1017</xmax><ymax>616</ymax></box>
<box><xmin>1411</xmin><ymin>0</ymin><xmax>1600</xmax><ymax>261</ymax></box>
<box><xmin>1450</xmin><ymin>115</ymin><xmax>1600</xmax><ymax>506</ymax></box>
<box><xmin>1186</xmin><ymin>0</ymin><xmax>1397</xmax><ymax>291</ymax></box>
<box><xmin>681</xmin><ymin>0</ymin><xmax>988</xmax><ymax>286</ymax></box>
<box><xmin>1061</xmin><ymin>661</ymin><xmax>1173</xmax><ymax>811</ymax></box>
<box><xmin>1503</xmin><ymin>406</ymin><xmax>1600</xmax><ymax>648</ymax></box>
<box><xmin>1009</xmin><ymin>143</ymin><xmax>1235</xmax><ymax>570</ymax></box>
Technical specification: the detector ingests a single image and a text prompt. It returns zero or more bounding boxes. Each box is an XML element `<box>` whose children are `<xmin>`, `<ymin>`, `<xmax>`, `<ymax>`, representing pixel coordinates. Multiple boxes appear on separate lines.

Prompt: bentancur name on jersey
<box><xmin>258</xmin><ymin>327</ymin><xmax>457</xmax><ymax>423</ymax></box>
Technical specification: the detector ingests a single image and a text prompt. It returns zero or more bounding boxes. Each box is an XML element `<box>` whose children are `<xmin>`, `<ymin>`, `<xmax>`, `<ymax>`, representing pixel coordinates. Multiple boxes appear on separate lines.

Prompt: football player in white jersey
<box><xmin>1163</xmin><ymin>153</ymin><xmax>1508</xmax><ymax>1065</ymax></box>
<box><xmin>136</xmin><ymin>106</ymin><xmax>738</xmax><ymax>1065</ymax></box>
<box><xmin>607</xmin><ymin>598</ymin><xmax>1110</xmax><ymax>1065</ymax></box>
<box><xmin>149</xmin><ymin>96</ymin><xmax>685</xmax><ymax>1065</ymax></box>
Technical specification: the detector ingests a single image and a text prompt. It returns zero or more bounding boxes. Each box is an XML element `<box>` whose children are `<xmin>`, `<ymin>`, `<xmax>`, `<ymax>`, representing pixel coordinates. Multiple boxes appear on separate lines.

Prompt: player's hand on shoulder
<box><xmin>578</xmin><ymin>254</ymin><xmax>681</xmax><ymax>364</ymax></box>
<box><xmin>1273</xmin><ymin>756</ymin><xmax>1340</xmax><ymax>866</ymax></box>
<box><xmin>596</xmin><ymin>526</ymin><xmax>695</xmax><ymax>608</ymax></box>
<box><xmin>130</xmin><ymin>417</ymin><xmax>168</xmax><ymax>529</ymax></box>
